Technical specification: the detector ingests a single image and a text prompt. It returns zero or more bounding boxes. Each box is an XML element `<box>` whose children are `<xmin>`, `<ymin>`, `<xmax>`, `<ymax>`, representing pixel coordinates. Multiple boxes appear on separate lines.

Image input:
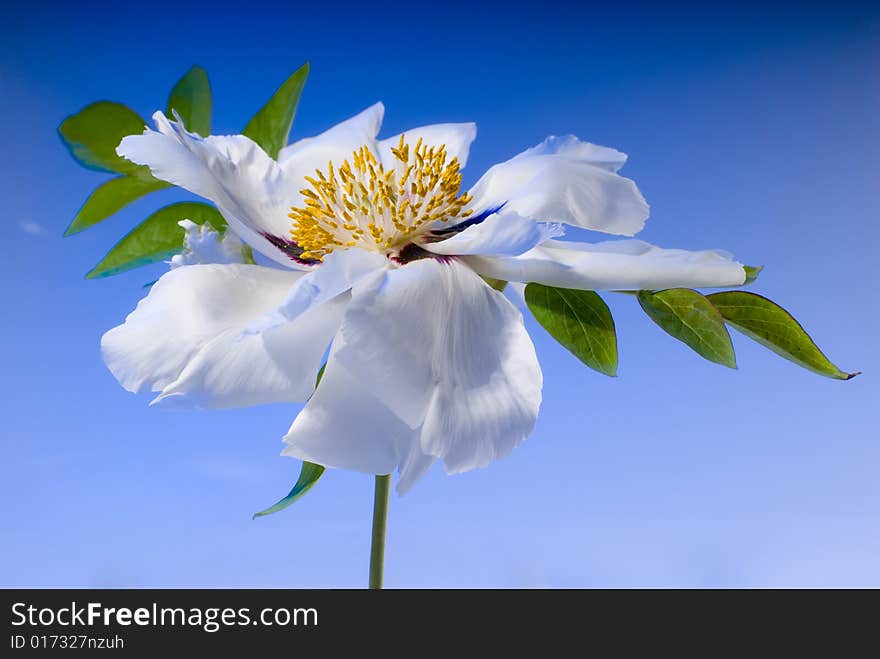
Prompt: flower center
<box><xmin>288</xmin><ymin>136</ymin><xmax>473</xmax><ymax>261</ymax></box>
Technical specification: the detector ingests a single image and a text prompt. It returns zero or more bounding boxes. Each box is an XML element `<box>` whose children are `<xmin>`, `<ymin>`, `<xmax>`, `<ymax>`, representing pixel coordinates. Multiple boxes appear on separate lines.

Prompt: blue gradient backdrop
<box><xmin>1</xmin><ymin>1</ymin><xmax>877</xmax><ymax>587</ymax></box>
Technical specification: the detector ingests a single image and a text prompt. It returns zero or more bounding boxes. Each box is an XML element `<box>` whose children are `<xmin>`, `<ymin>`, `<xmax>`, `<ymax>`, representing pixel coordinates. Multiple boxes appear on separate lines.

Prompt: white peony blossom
<box><xmin>103</xmin><ymin>103</ymin><xmax>745</xmax><ymax>493</ymax></box>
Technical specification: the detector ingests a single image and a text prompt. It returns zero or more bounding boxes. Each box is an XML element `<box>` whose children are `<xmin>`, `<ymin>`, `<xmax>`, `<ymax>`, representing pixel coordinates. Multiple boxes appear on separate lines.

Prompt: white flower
<box><xmin>104</xmin><ymin>103</ymin><xmax>745</xmax><ymax>493</ymax></box>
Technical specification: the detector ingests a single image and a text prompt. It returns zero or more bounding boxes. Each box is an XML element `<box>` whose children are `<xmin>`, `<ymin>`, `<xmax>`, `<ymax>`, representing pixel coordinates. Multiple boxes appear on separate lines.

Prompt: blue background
<box><xmin>2</xmin><ymin>0</ymin><xmax>877</xmax><ymax>587</ymax></box>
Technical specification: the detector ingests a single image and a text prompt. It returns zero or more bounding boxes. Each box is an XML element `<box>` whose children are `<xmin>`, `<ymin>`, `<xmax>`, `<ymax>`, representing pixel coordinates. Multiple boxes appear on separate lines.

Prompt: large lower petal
<box><xmin>335</xmin><ymin>258</ymin><xmax>543</xmax><ymax>475</ymax></box>
<box><xmin>282</xmin><ymin>334</ymin><xmax>419</xmax><ymax>479</ymax></box>
<box><xmin>463</xmin><ymin>239</ymin><xmax>747</xmax><ymax>290</ymax></box>
<box><xmin>466</xmin><ymin>135</ymin><xmax>649</xmax><ymax>236</ymax></box>
<box><xmin>375</xmin><ymin>122</ymin><xmax>477</xmax><ymax>169</ymax></box>
<box><xmin>102</xmin><ymin>264</ymin><xmax>344</xmax><ymax>408</ymax></box>
<box><xmin>118</xmin><ymin>112</ymin><xmax>306</xmax><ymax>269</ymax></box>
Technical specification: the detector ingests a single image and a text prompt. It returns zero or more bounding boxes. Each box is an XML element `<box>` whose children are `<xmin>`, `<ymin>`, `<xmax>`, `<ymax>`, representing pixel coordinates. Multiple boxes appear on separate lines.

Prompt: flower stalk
<box><xmin>369</xmin><ymin>474</ymin><xmax>391</xmax><ymax>589</ymax></box>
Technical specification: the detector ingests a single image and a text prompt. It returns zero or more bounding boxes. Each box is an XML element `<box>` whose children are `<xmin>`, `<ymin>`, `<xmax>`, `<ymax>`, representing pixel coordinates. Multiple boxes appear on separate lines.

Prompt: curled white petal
<box><xmin>118</xmin><ymin>112</ymin><xmax>306</xmax><ymax>269</ymax></box>
<box><xmin>463</xmin><ymin>238</ymin><xmax>747</xmax><ymax>290</ymax></box>
<box><xmin>467</xmin><ymin>134</ymin><xmax>650</xmax><ymax>236</ymax></box>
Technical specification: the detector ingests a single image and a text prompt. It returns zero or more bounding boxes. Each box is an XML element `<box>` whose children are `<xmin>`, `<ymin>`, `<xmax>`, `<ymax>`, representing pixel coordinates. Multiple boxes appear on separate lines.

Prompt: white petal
<box><xmin>282</xmin><ymin>334</ymin><xmax>416</xmax><ymax>476</ymax></box>
<box><xmin>118</xmin><ymin>112</ymin><xmax>306</xmax><ymax>269</ymax></box>
<box><xmin>504</xmin><ymin>281</ymin><xmax>527</xmax><ymax>309</ymax></box>
<box><xmin>335</xmin><ymin>258</ymin><xmax>543</xmax><ymax>474</ymax></box>
<box><xmin>467</xmin><ymin>135</ymin><xmax>649</xmax><ymax>236</ymax></box>
<box><xmin>463</xmin><ymin>239</ymin><xmax>747</xmax><ymax>290</ymax></box>
<box><xmin>376</xmin><ymin>122</ymin><xmax>477</xmax><ymax>169</ymax></box>
<box><xmin>169</xmin><ymin>220</ymin><xmax>245</xmax><ymax>268</ymax></box>
<box><xmin>396</xmin><ymin>441</ymin><xmax>437</xmax><ymax>495</ymax></box>
<box><xmin>102</xmin><ymin>264</ymin><xmax>344</xmax><ymax>408</ymax></box>
<box><xmin>247</xmin><ymin>248</ymin><xmax>388</xmax><ymax>334</ymax></box>
<box><xmin>282</xmin><ymin>329</ymin><xmax>437</xmax><ymax>494</ymax></box>
<box><xmin>423</xmin><ymin>211</ymin><xmax>563</xmax><ymax>256</ymax></box>
<box><xmin>512</xmin><ymin>134</ymin><xmax>628</xmax><ymax>172</ymax></box>
<box><xmin>278</xmin><ymin>102</ymin><xmax>384</xmax><ymax>179</ymax></box>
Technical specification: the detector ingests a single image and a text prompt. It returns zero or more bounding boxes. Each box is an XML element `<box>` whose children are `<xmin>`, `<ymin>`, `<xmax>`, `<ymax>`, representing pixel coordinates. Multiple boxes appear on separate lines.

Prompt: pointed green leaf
<box><xmin>166</xmin><ymin>65</ymin><xmax>211</xmax><ymax>136</ymax></box>
<box><xmin>64</xmin><ymin>175</ymin><xmax>171</xmax><ymax>236</ymax></box>
<box><xmin>638</xmin><ymin>288</ymin><xmax>737</xmax><ymax>368</ymax></box>
<box><xmin>86</xmin><ymin>202</ymin><xmax>226</xmax><ymax>278</ymax></box>
<box><xmin>253</xmin><ymin>462</ymin><xmax>325</xmax><ymax>519</ymax></box>
<box><xmin>743</xmin><ymin>265</ymin><xmax>763</xmax><ymax>285</ymax></box>
<box><xmin>242</xmin><ymin>62</ymin><xmax>309</xmax><ymax>159</ymax></box>
<box><xmin>59</xmin><ymin>101</ymin><xmax>150</xmax><ymax>174</ymax></box>
<box><xmin>707</xmin><ymin>291</ymin><xmax>858</xmax><ymax>380</ymax></box>
<box><xmin>525</xmin><ymin>284</ymin><xmax>617</xmax><ymax>376</ymax></box>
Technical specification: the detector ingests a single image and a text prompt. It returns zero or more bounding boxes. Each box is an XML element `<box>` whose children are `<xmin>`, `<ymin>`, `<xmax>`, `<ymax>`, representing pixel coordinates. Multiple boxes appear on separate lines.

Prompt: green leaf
<box><xmin>707</xmin><ymin>291</ymin><xmax>858</xmax><ymax>380</ymax></box>
<box><xmin>253</xmin><ymin>462</ymin><xmax>325</xmax><ymax>519</ymax></box>
<box><xmin>166</xmin><ymin>65</ymin><xmax>211</xmax><ymax>136</ymax></box>
<box><xmin>637</xmin><ymin>288</ymin><xmax>737</xmax><ymax>369</ymax></box>
<box><xmin>743</xmin><ymin>265</ymin><xmax>763</xmax><ymax>285</ymax></box>
<box><xmin>86</xmin><ymin>202</ymin><xmax>226</xmax><ymax>278</ymax></box>
<box><xmin>481</xmin><ymin>276</ymin><xmax>508</xmax><ymax>292</ymax></box>
<box><xmin>525</xmin><ymin>284</ymin><xmax>617</xmax><ymax>376</ymax></box>
<box><xmin>58</xmin><ymin>101</ymin><xmax>150</xmax><ymax>174</ymax></box>
<box><xmin>315</xmin><ymin>363</ymin><xmax>327</xmax><ymax>388</ymax></box>
<box><xmin>242</xmin><ymin>62</ymin><xmax>309</xmax><ymax>159</ymax></box>
<box><xmin>64</xmin><ymin>175</ymin><xmax>171</xmax><ymax>236</ymax></box>
<box><xmin>240</xmin><ymin>243</ymin><xmax>256</xmax><ymax>265</ymax></box>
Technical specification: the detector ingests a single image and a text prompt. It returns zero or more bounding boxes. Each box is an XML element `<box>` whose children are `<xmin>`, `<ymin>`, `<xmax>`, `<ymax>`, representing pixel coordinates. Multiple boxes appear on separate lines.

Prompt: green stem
<box><xmin>369</xmin><ymin>474</ymin><xmax>391</xmax><ymax>589</ymax></box>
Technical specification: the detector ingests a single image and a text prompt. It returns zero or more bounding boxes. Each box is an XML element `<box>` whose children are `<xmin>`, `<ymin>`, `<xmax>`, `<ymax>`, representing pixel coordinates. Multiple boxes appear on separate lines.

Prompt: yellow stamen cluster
<box><xmin>289</xmin><ymin>135</ymin><xmax>473</xmax><ymax>261</ymax></box>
